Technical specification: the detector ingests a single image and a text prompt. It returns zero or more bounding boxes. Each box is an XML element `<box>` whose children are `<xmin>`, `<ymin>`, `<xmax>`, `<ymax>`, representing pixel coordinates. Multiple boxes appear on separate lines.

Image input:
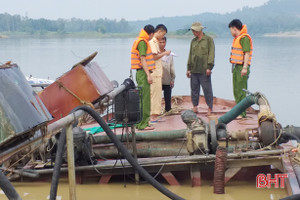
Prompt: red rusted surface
<box><xmin>82</xmin><ymin>95</ymin><xmax>258</xmax><ymax>136</ymax></box>
<box><xmin>39</xmin><ymin>63</ymin><xmax>113</xmax><ymax>123</ymax></box>
<box><xmin>151</xmin><ymin>95</ymin><xmax>257</xmax><ymax>133</ymax></box>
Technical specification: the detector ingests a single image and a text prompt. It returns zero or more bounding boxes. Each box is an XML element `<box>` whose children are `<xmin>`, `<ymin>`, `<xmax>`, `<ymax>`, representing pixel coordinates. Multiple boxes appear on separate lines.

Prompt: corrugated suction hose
<box><xmin>213</xmin><ymin>146</ymin><xmax>227</xmax><ymax>194</ymax></box>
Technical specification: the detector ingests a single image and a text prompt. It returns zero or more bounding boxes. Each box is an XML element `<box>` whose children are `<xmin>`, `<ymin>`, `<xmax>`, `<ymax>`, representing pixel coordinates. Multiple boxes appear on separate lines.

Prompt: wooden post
<box><xmin>282</xmin><ymin>155</ymin><xmax>300</xmax><ymax>196</ymax></box>
<box><xmin>66</xmin><ymin>123</ymin><xmax>76</xmax><ymax>200</ymax></box>
<box><xmin>132</xmin><ymin>125</ymin><xmax>140</xmax><ymax>184</ymax></box>
<box><xmin>190</xmin><ymin>164</ymin><xmax>201</xmax><ymax>187</ymax></box>
<box><xmin>99</xmin><ymin>175</ymin><xmax>112</xmax><ymax>184</ymax></box>
<box><xmin>161</xmin><ymin>172</ymin><xmax>180</xmax><ymax>186</ymax></box>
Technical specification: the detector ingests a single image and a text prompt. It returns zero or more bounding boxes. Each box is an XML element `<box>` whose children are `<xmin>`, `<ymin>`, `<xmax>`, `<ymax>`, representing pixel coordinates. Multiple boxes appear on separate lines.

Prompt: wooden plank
<box><xmin>66</xmin><ymin>124</ymin><xmax>76</xmax><ymax>200</ymax></box>
<box><xmin>161</xmin><ymin>172</ymin><xmax>180</xmax><ymax>186</ymax></box>
<box><xmin>76</xmin><ymin>172</ymin><xmax>83</xmax><ymax>184</ymax></box>
<box><xmin>190</xmin><ymin>164</ymin><xmax>201</xmax><ymax>187</ymax></box>
<box><xmin>282</xmin><ymin>155</ymin><xmax>300</xmax><ymax>196</ymax></box>
<box><xmin>35</xmin><ymin>150</ymin><xmax>286</xmax><ymax>177</ymax></box>
<box><xmin>271</xmin><ymin>162</ymin><xmax>284</xmax><ymax>173</ymax></box>
<box><xmin>225</xmin><ymin>167</ymin><xmax>242</xmax><ymax>184</ymax></box>
<box><xmin>227</xmin><ymin>156</ymin><xmax>281</xmax><ymax>168</ymax></box>
<box><xmin>99</xmin><ymin>175</ymin><xmax>112</xmax><ymax>184</ymax></box>
<box><xmin>131</xmin><ymin>126</ymin><xmax>140</xmax><ymax>185</ymax></box>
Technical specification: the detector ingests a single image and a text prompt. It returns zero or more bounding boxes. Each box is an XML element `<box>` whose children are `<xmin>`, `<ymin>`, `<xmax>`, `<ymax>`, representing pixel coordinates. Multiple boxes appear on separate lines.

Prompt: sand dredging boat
<box><xmin>0</xmin><ymin>53</ymin><xmax>300</xmax><ymax>200</ymax></box>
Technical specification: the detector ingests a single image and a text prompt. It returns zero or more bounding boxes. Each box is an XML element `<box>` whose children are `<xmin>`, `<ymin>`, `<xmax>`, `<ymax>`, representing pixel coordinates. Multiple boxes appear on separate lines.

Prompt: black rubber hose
<box><xmin>280</xmin><ymin>194</ymin><xmax>300</xmax><ymax>200</ymax></box>
<box><xmin>72</xmin><ymin>106</ymin><xmax>185</xmax><ymax>200</ymax></box>
<box><xmin>0</xmin><ymin>170</ymin><xmax>22</xmax><ymax>200</ymax></box>
<box><xmin>49</xmin><ymin>128</ymin><xmax>66</xmax><ymax>200</ymax></box>
<box><xmin>284</xmin><ymin>126</ymin><xmax>300</xmax><ymax>140</ymax></box>
<box><xmin>283</xmin><ymin>133</ymin><xmax>300</xmax><ymax>142</ymax></box>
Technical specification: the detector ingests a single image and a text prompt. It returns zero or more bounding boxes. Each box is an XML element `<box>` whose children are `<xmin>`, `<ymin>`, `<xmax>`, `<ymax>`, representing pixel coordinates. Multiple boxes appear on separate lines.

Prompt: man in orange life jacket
<box><xmin>229</xmin><ymin>19</ymin><xmax>253</xmax><ymax>118</ymax></box>
<box><xmin>131</xmin><ymin>25</ymin><xmax>156</xmax><ymax>130</ymax></box>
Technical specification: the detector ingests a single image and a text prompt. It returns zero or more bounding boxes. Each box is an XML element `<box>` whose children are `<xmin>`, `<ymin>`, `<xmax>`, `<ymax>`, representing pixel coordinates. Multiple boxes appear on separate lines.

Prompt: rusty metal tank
<box><xmin>38</xmin><ymin>54</ymin><xmax>114</xmax><ymax>123</ymax></box>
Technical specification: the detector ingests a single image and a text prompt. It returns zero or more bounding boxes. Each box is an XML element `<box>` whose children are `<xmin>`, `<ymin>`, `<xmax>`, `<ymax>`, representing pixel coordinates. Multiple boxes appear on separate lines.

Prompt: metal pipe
<box><xmin>47</xmin><ymin>111</ymin><xmax>84</xmax><ymax>138</ymax></box>
<box><xmin>93</xmin><ymin>143</ymin><xmax>188</xmax><ymax>158</ymax></box>
<box><xmin>98</xmin><ymin>78</ymin><xmax>135</xmax><ymax>106</ymax></box>
<box><xmin>92</xmin><ymin>129</ymin><xmax>186</xmax><ymax>144</ymax></box>
<box><xmin>35</xmin><ymin>149</ymin><xmax>288</xmax><ymax>175</ymax></box>
<box><xmin>0</xmin><ymin>168</ymin><xmax>39</xmax><ymax>179</ymax></box>
<box><xmin>218</xmin><ymin>95</ymin><xmax>257</xmax><ymax>124</ymax></box>
<box><xmin>218</xmin><ymin>91</ymin><xmax>273</xmax><ymax>125</ymax></box>
<box><xmin>217</xmin><ymin>92</ymin><xmax>279</xmax><ymax>146</ymax></box>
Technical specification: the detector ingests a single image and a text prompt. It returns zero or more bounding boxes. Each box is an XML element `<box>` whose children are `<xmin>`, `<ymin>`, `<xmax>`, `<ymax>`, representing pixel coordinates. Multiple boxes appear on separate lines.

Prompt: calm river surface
<box><xmin>0</xmin><ymin>36</ymin><xmax>298</xmax><ymax>200</ymax></box>
<box><xmin>0</xmin><ymin>36</ymin><xmax>299</xmax><ymax>126</ymax></box>
<box><xmin>3</xmin><ymin>179</ymin><xmax>286</xmax><ymax>200</ymax></box>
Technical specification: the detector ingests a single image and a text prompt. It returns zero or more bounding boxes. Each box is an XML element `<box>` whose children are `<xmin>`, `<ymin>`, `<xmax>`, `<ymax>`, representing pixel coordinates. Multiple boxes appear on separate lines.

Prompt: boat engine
<box><xmin>62</xmin><ymin>127</ymin><xmax>95</xmax><ymax>165</ymax></box>
<box><xmin>181</xmin><ymin>110</ymin><xmax>228</xmax><ymax>155</ymax></box>
<box><xmin>181</xmin><ymin>110</ymin><xmax>209</xmax><ymax>155</ymax></box>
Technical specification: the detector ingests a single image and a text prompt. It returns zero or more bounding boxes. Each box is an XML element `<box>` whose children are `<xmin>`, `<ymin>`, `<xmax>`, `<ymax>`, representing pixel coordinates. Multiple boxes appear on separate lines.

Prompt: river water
<box><xmin>3</xmin><ymin>179</ymin><xmax>286</xmax><ymax>200</ymax></box>
<box><xmin>0</xmin><ymin>36</ymin><xmax>298</xmax><ymax>199</ymax></box>
<box><xmin>0</xmin><ymin>36</ymin><xmax>299</xmax><ymax>126</ymax></box>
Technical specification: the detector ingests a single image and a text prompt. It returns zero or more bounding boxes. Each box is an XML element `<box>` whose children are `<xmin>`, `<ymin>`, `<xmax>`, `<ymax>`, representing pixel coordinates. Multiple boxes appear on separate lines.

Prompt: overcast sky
<box><xmin>0</xmin><ymin>0</ymin><xmax>269</xmax><ymax>21</ymax></box>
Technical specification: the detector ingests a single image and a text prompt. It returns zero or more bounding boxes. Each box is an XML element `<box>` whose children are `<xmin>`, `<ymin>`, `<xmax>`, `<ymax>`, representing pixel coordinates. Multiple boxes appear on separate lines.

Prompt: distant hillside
<box><xmin>0</xmin><ymin>0</ymin><xmax>299</xmax><ymax>38</ymax></box>
<box><xmin>129</xmin><ymin>0</ymin><xmax>300</xmax><ymax>37</ymax></box>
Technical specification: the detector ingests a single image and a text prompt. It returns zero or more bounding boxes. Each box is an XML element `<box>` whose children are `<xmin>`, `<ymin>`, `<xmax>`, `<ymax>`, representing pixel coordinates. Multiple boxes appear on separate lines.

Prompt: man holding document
<box><xmin>159</xmin><ymin>36</ymin><xmax>176</xmax><ymax>113</ymax></box>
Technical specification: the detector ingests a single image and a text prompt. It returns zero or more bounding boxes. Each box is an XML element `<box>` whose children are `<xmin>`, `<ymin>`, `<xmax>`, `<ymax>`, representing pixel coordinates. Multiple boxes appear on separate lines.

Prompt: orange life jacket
<box><xmin>131</xmin><ymin>29</ymin><xmax>156</xmax><ymax>70</ymax></box>
<box><xmin>230</xmin><ymin>25</ymin><xmax>253</xmax><ymax>65</ymax></box>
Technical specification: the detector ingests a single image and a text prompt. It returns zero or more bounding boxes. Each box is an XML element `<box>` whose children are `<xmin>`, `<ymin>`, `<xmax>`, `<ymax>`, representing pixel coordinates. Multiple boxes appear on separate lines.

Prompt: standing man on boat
<box><xmin>229</xmin><ymin>19</ymin><xmax>253</xmax><ymax>119</ymax></box>
<box><xmin>159</xmin><ymin>37</ymin><xmax>176</xmax><ymax>113</ymax></box>
<box><xmin>131</xmin><ymin>25</ymin><xmax>156</xmax><ymax>130</ymax></box>
<box><xmin>149</xmin><ymin>24</ymin><xmax>171</xmax><ymax>122</ymax></box>
<box><xmin>186</xmin><ymin>21</ymin><xmax>215</xmax><ymax>115</ymax></box>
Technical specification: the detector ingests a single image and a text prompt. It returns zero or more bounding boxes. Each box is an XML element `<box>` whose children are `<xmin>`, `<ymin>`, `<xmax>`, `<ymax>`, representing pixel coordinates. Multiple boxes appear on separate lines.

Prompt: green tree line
<box><xmin>0</xmin><ymin>13</ymin><xmax>132</xmax><ymax>34</ymax></box>
<box><xmin>1</xmin><ymin>0</ymin><xmax>299</xmax><ymax>37</ymax></box>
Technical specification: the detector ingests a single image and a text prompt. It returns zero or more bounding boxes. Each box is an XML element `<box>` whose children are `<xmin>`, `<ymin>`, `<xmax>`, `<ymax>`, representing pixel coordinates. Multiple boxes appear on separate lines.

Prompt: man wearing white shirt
<box><xmin>160</xmin><ymin>37</ymin><xmax>175</xmax><ymax>112</ymax></box>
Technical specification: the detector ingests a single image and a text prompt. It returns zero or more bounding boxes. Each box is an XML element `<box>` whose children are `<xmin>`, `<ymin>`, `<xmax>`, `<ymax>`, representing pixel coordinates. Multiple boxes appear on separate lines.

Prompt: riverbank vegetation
<box><xmin>0</xmin><ymin>0</ymin><xmax>299</xmax><ymax>38</ymax></box>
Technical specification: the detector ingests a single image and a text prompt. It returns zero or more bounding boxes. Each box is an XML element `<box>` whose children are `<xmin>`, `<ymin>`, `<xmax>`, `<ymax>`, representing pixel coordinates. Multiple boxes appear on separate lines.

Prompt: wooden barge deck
<box><xmin>37</xmin><ymin>95</ymin><xmax>299</xmax><ymax>198</ymax></box>
<box><xmin>6</xmin><ymin>95</ymin><xmax>300</xmax><ymax>199</ymax></box>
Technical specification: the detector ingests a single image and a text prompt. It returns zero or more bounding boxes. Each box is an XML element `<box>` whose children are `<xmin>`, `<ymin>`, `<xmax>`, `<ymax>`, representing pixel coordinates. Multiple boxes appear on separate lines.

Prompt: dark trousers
<box><xmin>162</xmin><ymin>85</ymin><xmax>172</xmax><ymax>112</ymax></box>
<box><xmin>190</xmin><ymin>73</ymin><xmax>213</xmax><ymax>109</ymax></box>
